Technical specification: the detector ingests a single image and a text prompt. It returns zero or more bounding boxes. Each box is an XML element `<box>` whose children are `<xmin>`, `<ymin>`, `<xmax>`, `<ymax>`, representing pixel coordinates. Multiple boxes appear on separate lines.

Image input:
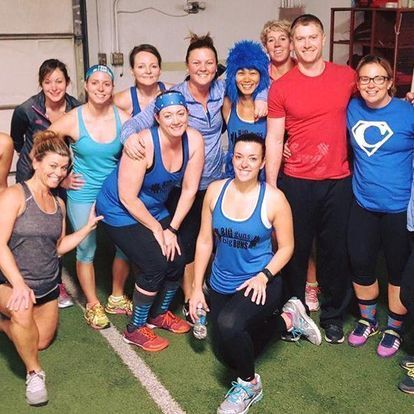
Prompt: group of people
<box><xmin>0</xmin><ymin>11</ymin><xmax>414</xmax><ymax>414</ymax></box>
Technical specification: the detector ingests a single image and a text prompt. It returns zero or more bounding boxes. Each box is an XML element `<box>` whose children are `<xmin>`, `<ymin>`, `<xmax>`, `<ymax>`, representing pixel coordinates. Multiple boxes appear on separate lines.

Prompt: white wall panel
<box><xmin>0</xmin><ymin>0</ymin><xmax>73</xmax><ymax>33</ymax></box>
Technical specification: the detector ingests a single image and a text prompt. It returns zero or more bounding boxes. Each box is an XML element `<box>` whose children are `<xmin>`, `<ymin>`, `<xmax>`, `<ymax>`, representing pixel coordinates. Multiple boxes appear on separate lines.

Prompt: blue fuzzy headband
<box><xmin>225</xmin><ymin>40</ymin><xmax>270</xmax><ymax>103</ymax></box>
<box><xmin>154</xmin><ymin>91</ymin><xmax>187</xmax><ymax>114</ymax></box>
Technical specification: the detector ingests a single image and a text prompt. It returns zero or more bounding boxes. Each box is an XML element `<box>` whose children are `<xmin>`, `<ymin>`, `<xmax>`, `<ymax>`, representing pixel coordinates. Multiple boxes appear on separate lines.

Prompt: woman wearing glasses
<box><xmin>346</xmin><ymin>55</ymin><xmax>414</xmax><ymax>357</ymax></box>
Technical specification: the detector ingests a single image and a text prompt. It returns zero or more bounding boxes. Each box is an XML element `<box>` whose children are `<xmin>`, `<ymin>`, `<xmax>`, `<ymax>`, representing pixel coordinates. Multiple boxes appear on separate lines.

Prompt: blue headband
<box><xmin>85</xmin><ymin>65</ymin><xmax>114</xmax><ymax>80</ymax></box>
<box><xmin>154</xmin><ymin>91</ymin><xmax>187</xmax><ymax>114</ymax></box>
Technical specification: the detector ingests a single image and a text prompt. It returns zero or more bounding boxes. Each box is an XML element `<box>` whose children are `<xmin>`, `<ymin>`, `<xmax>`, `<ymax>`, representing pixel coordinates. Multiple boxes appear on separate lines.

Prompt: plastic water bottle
<box><xmin>193</xmin><ymin>305</ymin><xmax>207</xmax><ymax>340</ymax></box>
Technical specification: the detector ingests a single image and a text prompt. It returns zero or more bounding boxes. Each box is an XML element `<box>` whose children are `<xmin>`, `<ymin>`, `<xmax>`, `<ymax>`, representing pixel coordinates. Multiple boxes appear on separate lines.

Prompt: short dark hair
<box><xmin>38</xmin><ymin>59</ymin><xmax>70</xmax><ymax>86</ymax></box>
<box><xmin>291</xmin><ymin>14</ymin><xmax>324</xmax><ymax>36</ymax></box>
<box><xmin>185</xmin><ymin>32</ymin><xmax>218</xmax><ymax>64</ymax></box>
<box><xmin>234</xmin><ymin>133</ymin><xmax>266</xmax><ymax>159</ymax></box>
<box><xmin>129</xmin><ymin>44</ymin><xmax>162</xmax><ymax>68</ymax></box>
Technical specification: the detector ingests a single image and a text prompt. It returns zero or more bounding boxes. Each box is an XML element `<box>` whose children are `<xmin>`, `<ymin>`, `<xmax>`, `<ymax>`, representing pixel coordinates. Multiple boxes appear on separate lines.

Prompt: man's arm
<box><xmin>265</xmin><ymin>116</ymin><xmax>286</xmax><ymax>187</ymax></box>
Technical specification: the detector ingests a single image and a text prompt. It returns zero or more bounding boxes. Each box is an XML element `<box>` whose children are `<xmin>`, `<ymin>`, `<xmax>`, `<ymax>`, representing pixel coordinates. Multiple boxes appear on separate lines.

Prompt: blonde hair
<box><xmin>260</xmin><ymin>20</ymin><xmax>291</xmax><ymax>46</ymax></box>
<box><xmin>31</xmin><ymin>130</ymin><xmax>71</xmax><ymax>162</ymax></box>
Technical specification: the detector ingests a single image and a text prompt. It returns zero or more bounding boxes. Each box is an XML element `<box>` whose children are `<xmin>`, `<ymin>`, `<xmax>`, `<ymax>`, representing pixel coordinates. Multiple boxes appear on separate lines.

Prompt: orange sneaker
<box><xmin>147</xmin><ymin>310</ymin><xmax>191</xmax><ymax>334</ymax></box>
<box><xmin>123</xmin><ymin>326</ymin><xmax>169</xmax><ymax>352</ymax></box>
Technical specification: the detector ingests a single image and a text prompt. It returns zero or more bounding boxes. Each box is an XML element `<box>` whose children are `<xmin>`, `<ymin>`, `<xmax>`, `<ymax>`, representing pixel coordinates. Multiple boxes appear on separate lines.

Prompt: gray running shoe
<box><xmin>282</xmin><ymin>297</ymin><xmax>322</xmax><ymax>345</ymax></box>
<box><xmin>26</xmin><ymin>370</ymin><xmax>48</xmax><ymax>406</ymax></box>
<box><xmin>217</xmin><ymin>374</ymin><xmax>263</xmax><ymax>414</ymax></box>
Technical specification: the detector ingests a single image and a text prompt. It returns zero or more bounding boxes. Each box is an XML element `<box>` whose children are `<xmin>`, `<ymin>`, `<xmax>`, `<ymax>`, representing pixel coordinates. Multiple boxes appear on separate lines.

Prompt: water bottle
<box><xmin>193</xmin><ymin>305</ymin><xmax>207</xmax><ymax>340</ymax></box>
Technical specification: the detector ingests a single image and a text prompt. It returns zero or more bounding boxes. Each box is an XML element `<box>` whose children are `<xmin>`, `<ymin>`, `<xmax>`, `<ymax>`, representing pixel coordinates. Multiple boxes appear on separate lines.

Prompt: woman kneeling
<box><xmin>0</xmin><ymin>131</ymin><xmax>102</xmax><ymax>406</ymax></box>
<box><xmin>190</xmin><ymin>134</ymin><xmax>321</xmax><ymax>414</ymax></box>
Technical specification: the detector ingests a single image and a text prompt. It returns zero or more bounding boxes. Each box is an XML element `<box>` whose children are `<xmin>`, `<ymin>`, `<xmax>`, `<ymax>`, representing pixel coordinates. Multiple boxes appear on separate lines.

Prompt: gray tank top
<box><xmin>0</xmin><ymin>182</ymin><xmax>63</xmax><ymax>298</ymax></box>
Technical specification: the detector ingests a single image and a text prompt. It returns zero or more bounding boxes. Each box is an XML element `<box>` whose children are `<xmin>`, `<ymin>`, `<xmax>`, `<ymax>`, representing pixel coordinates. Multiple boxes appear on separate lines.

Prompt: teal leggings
<box><xmin>67</xmin><ymin>200</ymin><xmax>127</xmax><ymax>263</ymax></box>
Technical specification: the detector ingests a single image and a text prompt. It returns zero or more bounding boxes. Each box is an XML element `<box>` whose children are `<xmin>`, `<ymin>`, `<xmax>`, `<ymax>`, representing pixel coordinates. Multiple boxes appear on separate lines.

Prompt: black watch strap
<box><xmin>261</xmin><ymin>268</ymin><xmax>274</xmax><ymax>281</ymax></box>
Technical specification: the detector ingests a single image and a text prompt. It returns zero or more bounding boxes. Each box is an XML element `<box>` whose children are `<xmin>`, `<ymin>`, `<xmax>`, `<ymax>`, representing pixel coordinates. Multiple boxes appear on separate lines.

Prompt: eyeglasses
<box><xmin>358</xmin><ymin>75</ymin><xmax>390</xmax><ymax>85</ymax></box>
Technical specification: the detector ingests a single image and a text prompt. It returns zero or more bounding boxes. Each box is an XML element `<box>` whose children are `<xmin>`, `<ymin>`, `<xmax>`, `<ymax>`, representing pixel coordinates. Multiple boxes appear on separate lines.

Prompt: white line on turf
<box><xmin>62</xmin><ymin>268</ymin><xmax>186</xmax><ymax>414</ymax></box>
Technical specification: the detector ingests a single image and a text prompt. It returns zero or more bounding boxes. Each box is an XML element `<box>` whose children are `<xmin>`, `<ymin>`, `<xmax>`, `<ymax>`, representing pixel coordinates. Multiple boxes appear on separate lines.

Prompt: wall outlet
<box><xmin>98</xmin><ymin>53</ymin><xmax>107</xmax><ymax>65</ymax></box>
<box><xmin>111</xmin><ymin>52</ymin><xmax>124</xmax><ymax>66</ymax></box>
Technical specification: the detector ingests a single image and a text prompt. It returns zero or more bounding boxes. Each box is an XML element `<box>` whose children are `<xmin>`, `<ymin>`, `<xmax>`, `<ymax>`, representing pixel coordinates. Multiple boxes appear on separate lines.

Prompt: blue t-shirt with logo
<box><xmin>347</xmin><ymin>97</ymin><xmax>414</xmax><ymax>213</ymax></box>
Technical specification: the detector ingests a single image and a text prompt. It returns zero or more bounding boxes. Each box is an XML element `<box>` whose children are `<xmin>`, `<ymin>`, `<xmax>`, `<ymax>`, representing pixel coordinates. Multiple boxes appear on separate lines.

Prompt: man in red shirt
<box><xmin>266</xmin><ymin>14</ymin><xmax>355</xmax><ymax>344</ymax></box>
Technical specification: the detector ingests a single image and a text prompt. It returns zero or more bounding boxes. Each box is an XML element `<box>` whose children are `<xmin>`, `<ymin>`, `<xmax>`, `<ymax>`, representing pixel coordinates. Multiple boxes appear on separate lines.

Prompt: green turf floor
<box><xmin>1</xmin><ymin>230</ymin><xmax>414</xmax><ymax>413</ymax></box>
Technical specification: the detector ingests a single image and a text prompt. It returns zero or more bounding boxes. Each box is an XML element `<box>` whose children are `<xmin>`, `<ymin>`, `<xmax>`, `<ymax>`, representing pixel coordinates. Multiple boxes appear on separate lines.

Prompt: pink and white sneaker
<box><xmin>377</xmin><ymin>329</ymin><xmax>401</xmax><ymax>358</ymax></box>
<box><xmin>57</xmin><ymin>283</ymin><xmax>74</xmax><ymax>309</ymax></box>
<box><xmin>305</xmin><ymin>283</ymin><xmax>320</xmax><ymax>312</ymax></box>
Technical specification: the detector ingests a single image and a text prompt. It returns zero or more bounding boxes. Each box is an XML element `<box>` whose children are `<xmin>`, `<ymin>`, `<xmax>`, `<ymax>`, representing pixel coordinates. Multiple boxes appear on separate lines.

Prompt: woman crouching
<box><xmin>190</xmin><ymin>133</ymin><xmax>321</xmax><ymax>414</ymax></box>
<box><xmin>0</xmin><ymin>130</ymin><xmax>102</xmax><ymax>406</ymax></box>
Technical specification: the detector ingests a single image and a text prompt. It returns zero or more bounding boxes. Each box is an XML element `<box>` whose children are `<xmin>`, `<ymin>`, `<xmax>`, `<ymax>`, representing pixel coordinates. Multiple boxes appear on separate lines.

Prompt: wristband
<box><xmin>167</xmin><ymin>224</ymin><xmax>178</xmax><ymax>235</ymax></box>
<box><xmin>261</xmin><ymin>268</ymin><xmax>274</xmax><ymax>281</ymax></box>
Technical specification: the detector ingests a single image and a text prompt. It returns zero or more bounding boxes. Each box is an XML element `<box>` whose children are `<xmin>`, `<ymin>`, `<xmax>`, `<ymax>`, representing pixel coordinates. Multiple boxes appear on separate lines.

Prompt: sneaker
<box><xmin>399</xmin><ymin>368</ymin><xmax>414</xmax><ymax>394</ymax></box>
<box><xmin>217</xmin><ymin>374</ymin><xmax>263</xmax><ymax>414</ymax></box>
<box><xmin>182</xmin><ymin>301</ymin><xmax>194</xmax><ymax>326</ymax></box>
<box><xmin>282</xmin><ymin>297</ymin><xmax>322</xmax><ymax>345</ymax></box>
<box><xmin>26</xmin><ymin>370</ymin><xmax>48</xmax><ymax>406</ymax></box>
<box><xmin>105</xmin><ymin>295</ymin><xmax>133</xmax><ymax>316</ymax></box>
<box><xmin>377</xmin><ymin>329</ymin><xmax>401</xmax><ymax>358</ymax></box>
<box><xmin>147</xmin><ymin>310</ymin><xmax>191</xmax><ymax>334</ymax></box>
<box><xmin>348</xmin><ymin>319</ymin><xmax>378</xmax><ymax>347</ymax></box>
<box><xmin>280</xmin><ymin>330</ymin><xmax>301</xmax><ymax>343</ymax></box>
<box><xmin>324</xmin><ymin>324</ymin><xmax>345</xmax><ymax>344</ymax></box>
<box><xmin>305</xmin><ymin>284</ymin><xmax>320</xmax><ymax>312</ymax></box>
<box><xmin>123</xmin><ymin>326</ymin><xmax>169</xmax><ymax>352</ymax></box>
<box><xmin>84</xmin><ymin>303</ymin><xmax>110</xmax><ymax>330</ymax></box>
<box><xmin>57</xmin><ymin>283</ymin><xmax>74</xmax><ymax>309</ymax></box>
<box><xmin>400</xmin><ymin>355</ymin><xmax>414</xmax><ymax>371</ymax></box>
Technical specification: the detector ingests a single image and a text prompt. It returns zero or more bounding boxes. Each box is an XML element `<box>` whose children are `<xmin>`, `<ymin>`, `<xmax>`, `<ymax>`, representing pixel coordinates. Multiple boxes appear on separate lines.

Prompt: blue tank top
<box><xmin>130</xmin><ymin>82</ymin><xmax>166</xmax><ymax>117</ymax></box>
<box><xmin>96</xmin><ymin>126</ymin><xmax>189</xmax><ymax>226</ymax></box>
<box><xmin>210</xmin><ymin>179</ymin><xmax>273</xmax><ymax>294</ymax></box>
<box><xmin>225</xmin><ymin>105</ymin><xmax>267</xmax><ymax>179</ymax></box>
<box><xmin>68</xmin><ymin>106</ymin><xmax>123</xmax><ymax>203</ymax></box>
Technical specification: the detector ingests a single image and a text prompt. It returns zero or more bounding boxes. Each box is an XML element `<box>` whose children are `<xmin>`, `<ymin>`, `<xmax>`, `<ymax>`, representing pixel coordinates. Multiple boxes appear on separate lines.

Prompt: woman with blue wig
<box><xmin>223</xmin><ymin>40</ymin><xmax>270</xmax><ymax>179</ymax></box>
<box><xmin>96</xmin><ymin>91</ymin><xmax>204</xmax><ymax>352</ymax></box>
<box><xmin>50</xmin><ymin>65</ymin><xmax>132</xmax><ymax>330</ymax></box>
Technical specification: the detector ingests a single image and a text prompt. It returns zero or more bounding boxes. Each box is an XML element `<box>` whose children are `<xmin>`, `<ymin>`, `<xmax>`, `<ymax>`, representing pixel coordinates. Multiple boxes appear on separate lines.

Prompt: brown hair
<box><xmin>356</xmin><ymin>55</ymin><xmax>396</xmax><ymax>96</ymax></box>
<box><xmin>260</xmin><ymin>20</ymin><xmax>291</xmax><ymax>46</ymax></box>
<box><xmin>185</xmin><ymin>32</ymin><xmax>218</xmax><ymax>64</ymax></box>
<box><xmin>129</xmin><ymin>44</ymin><xmax>162</xmax><ymax>68</ymax></box>
<box><xmin>31</xmin><ymin>130</ymin><xmax>71</xmax><ymax>162</ymax></box>
<box><xmin>290</xmin><ymin>14</ymin><xmax>324</xmax><ymax>36</ymax></box>
<box><xmin>38</xmin><ymin>59</ymin><xmax>70</xmax><ymax>86</ymax></box>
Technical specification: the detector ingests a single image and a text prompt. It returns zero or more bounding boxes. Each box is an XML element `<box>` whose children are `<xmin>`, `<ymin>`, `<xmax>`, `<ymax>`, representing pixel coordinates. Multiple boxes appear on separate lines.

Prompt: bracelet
<box><xmin>261</xmin><ymin>268</ymin><xmax>274</xmax><ymax>281</ymax></box>
<box><xmin>167</xmin><ymin>224</ymin><xmax>178</xmax><ymax>235</ymax></box>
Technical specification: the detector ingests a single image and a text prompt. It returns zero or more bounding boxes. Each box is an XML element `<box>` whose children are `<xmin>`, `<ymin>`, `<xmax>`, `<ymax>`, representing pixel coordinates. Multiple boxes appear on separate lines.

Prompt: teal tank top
<box><xmin>67</xmin><ymin>106</ymin><xmax>123</xmax><ymax>203</ymax></box>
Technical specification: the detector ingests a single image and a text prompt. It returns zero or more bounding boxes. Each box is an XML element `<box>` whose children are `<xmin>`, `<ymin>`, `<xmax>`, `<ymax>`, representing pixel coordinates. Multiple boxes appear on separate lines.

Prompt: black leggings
<box><xmin>401</xmin><ymin>234</ymin><xmax>414</xmax><ymax>318</ymax></box>
<box><xmin>209</xmin><ymin>277</ymin><xmax>284</xmax><ymax>381</ymax></box>
<box><xmin>348</xmin><ymin>201</ymin><xmax>410</xmax><ymax>286</ymax></box>
<box><xmin>103</xmin><ymin>218</ymin><xmax>185</xmax><ymax>292</ymax></box>
<box><xmin>166</xmin><ymin>188</ymin><xmax>206</xmax><ymax>264</ymax></box>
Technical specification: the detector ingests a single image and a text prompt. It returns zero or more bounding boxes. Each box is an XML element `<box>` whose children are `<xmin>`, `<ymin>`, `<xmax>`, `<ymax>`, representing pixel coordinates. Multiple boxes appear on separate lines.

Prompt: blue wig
<box><xmin>225</xmin><ymin>40</ymin><xmax>270</xmax><ymax>103</ymax></box>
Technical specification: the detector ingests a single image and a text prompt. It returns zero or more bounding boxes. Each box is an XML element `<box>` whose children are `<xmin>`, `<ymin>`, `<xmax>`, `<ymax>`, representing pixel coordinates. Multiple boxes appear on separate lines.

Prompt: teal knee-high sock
<box><xmin>127</xmin><ymin>288</ymin><xmax>156</xmax><ymax>332</ymax></box>
<box><xmin>149</xmin><ymin>280</ymin><xmax>180</xmax><ymax>318</ymax></box>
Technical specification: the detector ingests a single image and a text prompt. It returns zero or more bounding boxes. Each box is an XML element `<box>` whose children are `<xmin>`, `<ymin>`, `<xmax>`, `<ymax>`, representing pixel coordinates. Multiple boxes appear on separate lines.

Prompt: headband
<box><xmin>154</xmin><ymin>91</ymin><xmax>187</xmax><ymax>114</ymax></box>
<box><xmin>85</xmin><ymin>64</ymin><xmax>114</xmax><ymax>80</ymax></box>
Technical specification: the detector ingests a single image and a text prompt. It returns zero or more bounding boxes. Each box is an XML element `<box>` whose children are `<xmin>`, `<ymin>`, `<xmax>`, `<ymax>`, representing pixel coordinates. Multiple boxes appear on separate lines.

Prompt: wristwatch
<box><xmin>261</xmin><ymin>268</ymin><xmax>274</xmax><ymax>281</ymax></box>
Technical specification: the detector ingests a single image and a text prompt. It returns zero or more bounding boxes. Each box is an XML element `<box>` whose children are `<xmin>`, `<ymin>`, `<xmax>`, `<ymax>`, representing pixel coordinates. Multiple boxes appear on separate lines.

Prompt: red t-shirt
<box><xmin>268</xmin><ymin>62</ymin><xmax>356</xmax><ymax>180</ymax></box>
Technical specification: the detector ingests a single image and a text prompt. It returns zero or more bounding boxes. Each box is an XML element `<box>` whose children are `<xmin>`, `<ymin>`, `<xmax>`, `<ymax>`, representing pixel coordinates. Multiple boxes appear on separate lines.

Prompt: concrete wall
<box><xmin>86</xmin><ymin>0</ymin><xmax>352</xmax><ymax>92</ymax></box>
